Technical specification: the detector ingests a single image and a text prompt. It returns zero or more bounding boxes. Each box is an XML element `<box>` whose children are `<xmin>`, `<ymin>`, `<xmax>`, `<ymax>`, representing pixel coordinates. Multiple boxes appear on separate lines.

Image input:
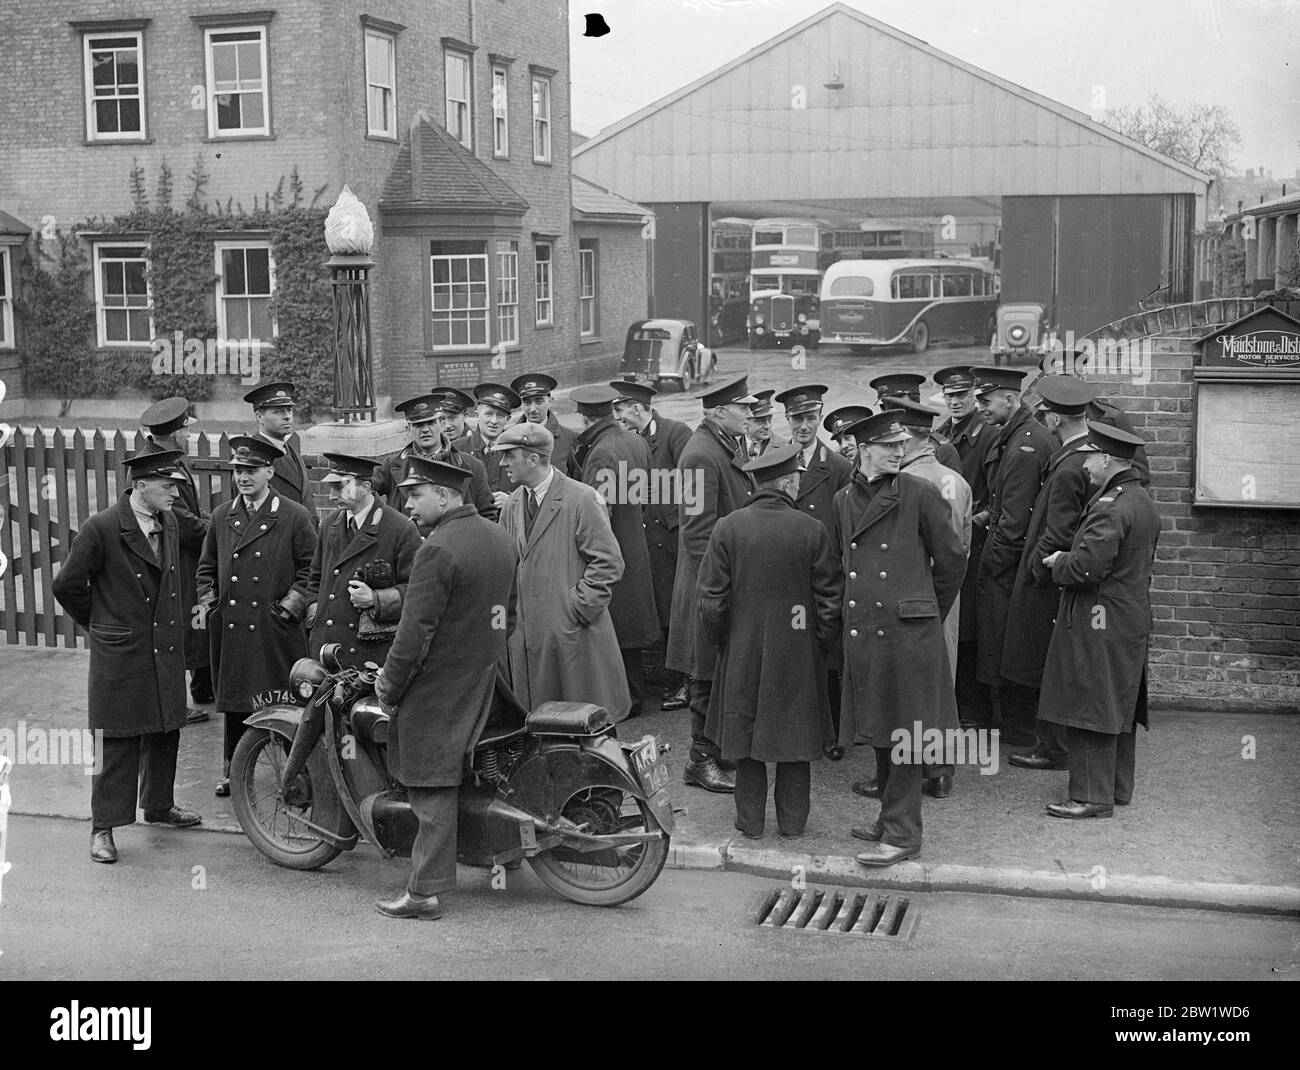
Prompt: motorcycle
<box><xmin>229</xmin><ymin>644</ymin><xmax>673</xmax><ymax>907</ymax></box>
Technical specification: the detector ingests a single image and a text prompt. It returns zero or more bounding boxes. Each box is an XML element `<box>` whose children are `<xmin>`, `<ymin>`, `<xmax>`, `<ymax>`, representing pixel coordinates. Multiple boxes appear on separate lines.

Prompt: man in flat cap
<box><xmin>1002</xmin><ymin>376</ymin><xmax>1098</xmax><ymax>769</ymax></box>
<box><xmin>932</xmin><ymin>365</ymin><xmax>997</xmax><ymax>733</ymax></box>
<box><xmin>374</xmin><ymin>392</ymin><xmax>495</xmax><ymax>522</ymax></box>
<box><xmin>666</xmin><ymin>375</ymin><xmax>759</xmax><ymax>794</ymax></box>
<box><xmin>460</xmin><ymin>382</ymin><xmax>522</xmax><ymax>514</ymax></box>
<box><xmin>832</xmin><ymin>412</ymin><xmax>966</xmax><ymax>866</ymax></box>
<box><xmin>295</xmin><ymin>453</ymin><xmax>421</xmax><ymax>669</ymax></box>
<box><xmin>140</xmin><ymin>396</ymin><xmax>212</xmax><ymax>719</ymax></box>
<box><xmin>493</xmin><ymin>422</ymin><xmax>631</xmax><ymax>721</ymax></box>
<box><xmin>375</xmin><ymin>456</ymin><xmax>518</xmax><ymax>920</ymax></box>
<box><xmin>824</xmin><ymin>405</ymin><xmax>873</xmax><ymax>466</ymax></box>
<box><xmin>970</xmin><ymin>367</ymin><xmax>1056</xmax><ymax>746</ymax></box>
<box><xmin>244</xmin><ymin>381</ymin><xmax>310</xmax><ymax>507</ymax></box>
<box><xmin>611</xmin><ymin>380</ymin><xmax>693</xmax><ymax>713</ymax></box>
<box><xmin>743</xmin><ymin>389</ymin><xmax>782</xmax><ymax>460</ymax></box>
<box><xmin>197</xmin><ymin>436</ymin><xmax>316</xmax><ymax>796</ymax></box>
<box><xmin>1038</xmin><ymin>422</ymin><xmax>1159</xmax><ymax>819</ymax></box>
<box><xmin>870</xmin><ymin>372</ymin><xmax>962</xmax><ymax>472</ymax></box>
<box><xmin>699</xmin><ymin>442</ymin><xmax>842</xmax><ymax>838</ymax></box>
<box><xmin>53</xmin><ymin>449</ymin><xmax>203</xmax><ymax>863</ymax></box>
<box><xmin>510</xmin><ymin>373</ymin><xmax>576</xmax><ymax>476</ymax></box>
<box><xmin>570</xmin><ymin>384</ymin><xmax>661</xmax><ymax>718</ymax></box>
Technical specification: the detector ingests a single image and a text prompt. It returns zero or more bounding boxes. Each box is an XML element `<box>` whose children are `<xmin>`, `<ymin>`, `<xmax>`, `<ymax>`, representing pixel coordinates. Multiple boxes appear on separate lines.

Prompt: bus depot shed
<box><xmin>572</xmin><ymin>2</ymin><xmax>1210</xmax><ymax>339</ymax></box>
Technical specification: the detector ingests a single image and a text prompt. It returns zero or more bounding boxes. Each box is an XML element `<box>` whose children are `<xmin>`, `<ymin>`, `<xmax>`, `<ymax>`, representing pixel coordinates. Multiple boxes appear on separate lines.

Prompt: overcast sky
<box><xmin>569</xmin><ymin>0</ymin><xmax>1299</xmax><ymax>178</ymax></box>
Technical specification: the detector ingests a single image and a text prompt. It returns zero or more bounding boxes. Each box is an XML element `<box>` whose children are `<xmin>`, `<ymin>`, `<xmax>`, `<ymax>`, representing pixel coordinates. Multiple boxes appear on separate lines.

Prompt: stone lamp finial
<box><xmin>324</xmin><ymin>185</ymin><xmax>375</xmax><ymax>256</ymax></box>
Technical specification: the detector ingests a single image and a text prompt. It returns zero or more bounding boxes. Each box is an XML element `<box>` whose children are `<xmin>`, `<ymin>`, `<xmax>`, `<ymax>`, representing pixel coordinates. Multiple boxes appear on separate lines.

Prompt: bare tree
<box><xmin>1102</xmin><ymin>93</ymin><xmax>1241</xmax><ymax>179</ymax></box>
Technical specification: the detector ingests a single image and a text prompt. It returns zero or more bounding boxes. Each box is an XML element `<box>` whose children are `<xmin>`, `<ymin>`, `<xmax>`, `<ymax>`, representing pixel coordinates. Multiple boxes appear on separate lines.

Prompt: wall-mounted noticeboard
<box><xmin>1193</xmin><ymin>305</ymin><xmax>1300</xmax><ymax>509</ymax></box>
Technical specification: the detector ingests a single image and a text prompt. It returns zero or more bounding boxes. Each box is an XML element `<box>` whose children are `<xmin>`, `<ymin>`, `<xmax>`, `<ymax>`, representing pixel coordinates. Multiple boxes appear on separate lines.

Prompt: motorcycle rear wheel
<box><xmin>230</xmin><ymin>728</ymin><xmax>344</xmax><ymax>871</ymax></box>
<box><xmin>528</xmin><ymin>788</ymin><xmax>669</xmax><ymax>907</ymax></box>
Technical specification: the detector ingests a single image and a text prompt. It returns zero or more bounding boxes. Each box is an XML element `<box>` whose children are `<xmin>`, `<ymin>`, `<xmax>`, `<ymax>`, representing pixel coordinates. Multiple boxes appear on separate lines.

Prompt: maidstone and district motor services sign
<box><xmin>1201</xmin><ymin>306</ymin><xmax>1300</xmax><ymax>368</ymax></box>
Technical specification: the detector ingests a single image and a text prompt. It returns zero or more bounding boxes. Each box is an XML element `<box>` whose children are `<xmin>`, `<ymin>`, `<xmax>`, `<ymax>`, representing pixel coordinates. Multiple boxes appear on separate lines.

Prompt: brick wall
<box><xmin>573</xmin><ymin>220</ymin><xmax>649</xmax><ymax>382</ymax></box>
<box><xmin>1091</xmin><ymin>333</ymin><xmax>1300</xmax><ymax>711</ymax></box>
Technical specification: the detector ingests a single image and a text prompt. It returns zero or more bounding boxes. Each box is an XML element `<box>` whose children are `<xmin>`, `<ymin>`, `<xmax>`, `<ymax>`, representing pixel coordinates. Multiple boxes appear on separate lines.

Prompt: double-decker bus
<box><xmin>821</xmin><ymin>222</ymin><xmax>934</xmax><ymax>265</ymax></box>
<box><xmin>708</xmin><ymin>217</ymin><xmax>752</xmax><ymax>346</ymax></box>
<box><xmin>819</xmin><ymin>258</ymin><xmax>997</xmax><ymax>354</ymax></box>
<box><xmin>747</xmin><ymin>218</ymin><xmax>823</xmax><ymax>349</ymax></box>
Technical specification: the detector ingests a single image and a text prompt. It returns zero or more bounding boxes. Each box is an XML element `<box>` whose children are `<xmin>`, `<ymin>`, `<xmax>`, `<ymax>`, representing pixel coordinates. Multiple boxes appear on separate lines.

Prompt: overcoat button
<box><xmin>136</xmin><ymin>573</ymin><xmax>142</xmax><ymax>579</ymax></box>
<box><xmin>232</xmin><ymin>576</ymin><xmax>238</xmax><ymax>582</ymax></box>
<box><xmin>876</xmin><ymin>601</ymin><xmax>883</xmax><ymax>608</ymax></box>
<box><xmin>850</xmin><ymin>629</ymin><xmax>858</xmax><ymax>637</ymax></box>
<box><xmin>809</xmin><ymin>504</ymin><xmax>815</xmax><ymax>510</ymax></box>
<box><xmin>228</xmin><ymin>623</ymin><xmax>235</xmax><ymax>629</ymax></box>
<box><xmin>253</xmin><ymin>577</ymin><xmax>259</xmax><ymax>582</ymax></box>
<box><xmin>251</xmin><ymin>602</ymin><xmax>258</xmax><ymax>608</ymax></box>
<box><xmin>849</xmin><ymin>571</ymin><xmax>857</xmax><ymax>579</ymax></box>
<box><xmin>325</xmin><ymin>620</ymin><xmax>334</xmax><ymax>626</ymax></box>
<box><xmin>169</xmin><ymin>620</ymin><xmax>175</xmax><ymax>626</ymax></box>
<box><xmin>255</xmin><ymin>551</ymin><xmax>262</xmax><ymax>557</ymax></box>
<box><xmin>347</xmin><ymin>623</ymin><xmax>354</xmax><ymax>629</ymax></box>
<box><xmin>233</xmin><ymin>553</ymin><xmax>239</xmax><ymax>559</ymax></box>
<box><xmin>333</xmin><ymin>569</ymin><xmax>340</xmax><ymax>576</ymax></box>
<box><xmin>876</xmin><ymin>630</ymin><xmax>885</xmax><ymax>637</ymax></box>
<box><xmin>329</xmin><ymin>594</ymin><xmax>335</xmax><ymax>600</ymax></box>
<box><xmin>169</xmin><ymin>645</ymin><xmax>174</xmax><ymax>652</ymax></box>
<box><xmin>850</xmin><ymin>542</ymin><xmax>857</xmax><ymax>550</ymax></box>
<box><xmin>249</xmin><ymin>625</ymin><xmax>256</xmax><ymax>631</ymax></box>
<box><xmin>230</xmin><ymin>599</ymin><xmax>236</xmax><ymax>605</ymax></box>
<box><xmin>848</xmin><ymin>600</ymin><xmax>856</xmax><ymax>608</ymax></box>
<box><xmin>260</xmin><ymin>524</ymin><xmax>267</xmax><ymax>530</ymax></box>
<box><xmin>881</xmin><ymin>543</ymin><xmax>888</xmax><ymax>550</ymax></box>
<box><xmin>879</xmin><ymin>571</ymin><xmax>887</xmax><ymax>579</ymax></box>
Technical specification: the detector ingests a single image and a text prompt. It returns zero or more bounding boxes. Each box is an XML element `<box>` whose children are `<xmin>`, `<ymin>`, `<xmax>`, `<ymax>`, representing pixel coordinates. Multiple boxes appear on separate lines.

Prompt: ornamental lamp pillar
<box><xmin>324</xmin><ymin>185</ymin><xmax>376</xmax><ymax>423</ymax></box>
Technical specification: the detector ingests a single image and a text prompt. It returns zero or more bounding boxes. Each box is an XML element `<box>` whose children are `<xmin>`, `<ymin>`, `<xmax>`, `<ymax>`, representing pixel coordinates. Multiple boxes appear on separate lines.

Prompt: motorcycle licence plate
<box><xmin>632</xmin><ymin>736</ymin><xmax>674</xmax><ymax>834</ymax></box>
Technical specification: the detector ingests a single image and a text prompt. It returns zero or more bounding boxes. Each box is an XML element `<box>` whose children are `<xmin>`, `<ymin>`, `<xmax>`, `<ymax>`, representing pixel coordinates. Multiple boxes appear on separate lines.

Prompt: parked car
<box><xmin>990</xmin><ymin>302</ymin><xmax>1052</xmax><ymax>365</ymax></box>
<box><xmin>618</xmin><ymin>319</ymin><xmax>716</xmax><ymax>392</ymax></box>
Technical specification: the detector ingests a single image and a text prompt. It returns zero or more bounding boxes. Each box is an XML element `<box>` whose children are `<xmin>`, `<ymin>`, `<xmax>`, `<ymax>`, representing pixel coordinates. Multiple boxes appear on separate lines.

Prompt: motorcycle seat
<box><xmin>351</xmin><ymin>703</ymin><xmax>389</xmax><ymax>745</ymax></box>
<box><xmin>525</xmin><ymin>701</ymin><xmax>611</xmax><ymax>736</ymax></box>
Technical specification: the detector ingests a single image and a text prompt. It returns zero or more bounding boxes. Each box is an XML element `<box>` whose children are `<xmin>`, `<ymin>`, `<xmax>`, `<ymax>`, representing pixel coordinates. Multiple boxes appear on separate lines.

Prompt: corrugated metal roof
<box><xmin>1224</xmin><ymin>191</ymin><xmax>1300</xmax><ymax>222</ymax></box>
<box><xmin>380</xmin><ymin>111</ymin><xmax>529</xmax><ymax>213</ymax></box>
<box><xmin>572</xmin><ymin>175</ymin><xmax>651</xmax><ymax>220</ymax></box>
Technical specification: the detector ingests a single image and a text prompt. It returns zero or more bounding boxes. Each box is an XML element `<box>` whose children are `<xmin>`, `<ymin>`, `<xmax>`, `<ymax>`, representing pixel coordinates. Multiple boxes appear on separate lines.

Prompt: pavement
<box><xmin>2</xmin><ymin>643</ymin><xmax>1297</xmax><ymax>917</ymax></box>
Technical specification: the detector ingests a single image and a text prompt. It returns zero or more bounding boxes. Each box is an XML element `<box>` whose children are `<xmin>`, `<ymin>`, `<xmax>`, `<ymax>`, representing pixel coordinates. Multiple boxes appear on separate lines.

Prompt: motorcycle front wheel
<box><xmin>230</xmin><ymin>728</ymin><xmax>344</xmax><ymax>871</ymax></box>
<box><xmin>528</xmin><ymin>788</ymin><xmax>669</xmax><ymax>907</ymax></box>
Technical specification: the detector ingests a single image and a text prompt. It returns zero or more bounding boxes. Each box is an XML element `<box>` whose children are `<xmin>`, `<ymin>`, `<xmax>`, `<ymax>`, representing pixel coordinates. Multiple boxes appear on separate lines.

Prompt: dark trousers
<box><xmin>827</xmin><ymin>669</ymin><xmax>841</xmax><ymax>742</ymax></box>
<box><xmin>189</xmin><ymin>665</ymin><xmax>213</xmax><ymax>703</ymax></box>
<box><xmin>621</xmin><ymin>647</ymin><xmax>645</xmax><ymax>711</ymax></box>
<box><xmin>1066</xmin><ymin>724</ymin><xmax>1137</xmax><ymax>806</ymax></box>
<box><xmin>999</xmin><ymin>681</ymin><xmax>1041</xmax><ymax>743</ymax></box>
<box><xmin>91</xmin><ymin>730</ymin><xmax>180</xmax><ymax>828</ymax></box>
<box><xmin>687</xmin><ymin>678</ymin><xmax>720</xmax><ymax>762</ymax></box>
<box><xmin>734</xmin><ymin>759</ymin><xmax>810</xmax><ymax>837</ymax></box>
<box><xmin>956</xmin><ymin>641</ymin><xmax>993</xmax><ymax>726</ymax></box>
<box><xmin>1033</xmin><ymin>713</ymin><xmax>1070</xmax><ymax>763</ymax></box>
<box><xmin>408</xmin><ymin>784</ymin><xmax>459</xmax><ymax>896</ymax></box>
<box><xmin>223</xmin><ymin>710</ymin><xmax>251</xmax><ymax>763</ymax></box>
<box><xmin>873</xmin><ymin>745</ymin><xmax>924</xmax><ymax>849</ymax></box>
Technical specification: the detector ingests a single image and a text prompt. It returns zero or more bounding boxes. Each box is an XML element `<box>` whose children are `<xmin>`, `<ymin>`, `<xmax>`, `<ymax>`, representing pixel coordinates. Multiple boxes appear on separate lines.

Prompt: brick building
<box><xmin>0</xmin><ymin>0</ymin><xmax>649</xmax><ymax>420</ymax></box>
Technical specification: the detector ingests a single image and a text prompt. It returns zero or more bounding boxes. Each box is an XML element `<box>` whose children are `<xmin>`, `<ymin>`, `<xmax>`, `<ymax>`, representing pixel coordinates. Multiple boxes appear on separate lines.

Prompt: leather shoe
<box><xmin>1009</xmin><ymin>752</ymin><xmax>1064</xmax><ymax>770</ymax></box>
<box><xmin>850</xmin><ymin>778</ymin><xmax>880</xmax><ymax>799</ymax></box>
<box><xmin>375</xmin><ymin>890</ymin><xmax>445</xmax><ymax>920</ymax></box>
<box><xmin>660</xmin><ymin>684</ymin><xmax>689</xmax><ymax>711</ymax></box>
<box><xmin>143</xmin><ymin>806</ymin><xmax>202</xmax><ymax>828</ymax></box>
<box><xmin>855</xmin><ymin>842</ymin><xmax>921</xmax><ymax>867</ymax></box>
<box><xmin>923</xmin><ymin>774</ymin><xmax>952</xmax><ymax>799</ymax></box>
<box><xmin>734</xmin><ymin>823</ymin><xmax>763</xmax><ymax>839</ymax></box>
<box><xmin>90</xmin><ymin>828</ymin><xmax>118</xmax><ymax>864</ymax></box>
<box><xmin>1045</xmin><ymin>799</ymin><xmax>1114</xmax><ymax>819</ymax></box>
<box><xmin>186</xmin><ymin>708</ymin><xmax>210</xmax><ymax>724</ymax></box>
<box><xmin>823</xmin><ymin>744</ymin><xmax>845</xmax><ymax>760</ymax></box>
<box><xmin>683</xmin><ymin>756</ymin><xmax>736</xmax><ymax>793</ymax></box>
<box><xmin>850</xmin><ymin>824</ymin><xmax>883</xmax><ymax>842</ymax></box>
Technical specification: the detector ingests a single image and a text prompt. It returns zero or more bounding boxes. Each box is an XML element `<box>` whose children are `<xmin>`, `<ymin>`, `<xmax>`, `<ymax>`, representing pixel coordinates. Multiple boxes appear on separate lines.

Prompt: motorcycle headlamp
<box><xmin>754</xmin><ymin>315</ymin><xmax>764</xmax><ymax>325</ymax></box>
<box><xmin>289</xmin><ymin>657</ymin><xmax>327</xmax><ymax>702</ymax></box>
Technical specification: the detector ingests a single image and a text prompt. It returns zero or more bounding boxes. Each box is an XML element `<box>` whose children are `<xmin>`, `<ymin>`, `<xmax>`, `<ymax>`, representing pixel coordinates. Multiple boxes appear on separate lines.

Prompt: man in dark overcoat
<box><xmin>244</xmin><ymin>381</ymin><xmax>311</xmax><ymax>508</ymax></box>
<box><xmin>296</xmin><ymin>453</ymin><xmax>421</xmax><ymax>668</ymax></box>
<box><xmin>932</xmin><ymin>366</ymin><xmax>997</xmax><ymax>731</ymax></box>
<box><xmin>970</xmin><ymin>367</ymin><xmax>1055</xmax><ymax>746</ymax></box>
<box><xmin>831</xmin><ymin>412</ymin><xmax>966</xmax><ymax>867</ymax></box>
<box><xmin>824</xmin><ymin>406</ymin><xmax>874</xmax><ymax>467</ymax></box>
<box><xmin>773</xmin><ymin>384</ymin><xmax>853</xmax><ymax>758</ymax></box>
<box><xmin>1002</xmin><ymin>377</ymin><xmax>1097</xmax><ymax>769</ymax></box>
<box><xmin>665</xmin><ymin>375</ymin><xmax>759</xmax><ymax>794</ymax></box>
<box><xmin>375</xmin><ymin>457</ymin><xmax>518</xmax><ymax>919</ymax></box>
<box><xmin>612</xmin><ymin>381</ymin><xmax>692</xmax><ymax>712</ymax></box>
<box><xmin>458</xmin><ymin>382</ymin><xmax>522</xmax><ymax>514</ymax></box>
<box><xmin>1039</xmin><ymin>423</ymin><xmax>1160</xmax><ymax>818</ymax></box>
<box><xmin>52</xmin><ymin>449</ymin><xmax>203</xmax><ymax>864</ymax></box>
<box><xmin>140</xmin><ymin>396</ymin><xmax>212</xmax><ymax>717</ymax></box>
<box><xmin>511</xmin><ymin>373</ymin><xmax>576</xmax><ymax>476</ymax></box>
<box><xmin>197</xmin><ymin>436</ymin><xmax>316</xmax><ymax>795</ymax></box>
<box><xmin>373</xmin><ymin>392</ymin><xmax>495</xmax><ymax>521</ymax></box>
<box><xmin>570</xmin><ymin>384</ymin><xmax>662</xmax><ymax>718</ymax></box>
<box><xmin>699</xmin><ymin>443</ymin><xmax>842</xmax><ymax>838</ymax></box>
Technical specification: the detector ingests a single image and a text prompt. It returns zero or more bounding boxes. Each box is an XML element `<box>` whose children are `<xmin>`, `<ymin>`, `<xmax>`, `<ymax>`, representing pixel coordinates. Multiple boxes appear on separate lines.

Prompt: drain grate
<box><xmin>745</xmin><ymin>885</ymin><xmax>918</xmax><ymax>941</ymax></box>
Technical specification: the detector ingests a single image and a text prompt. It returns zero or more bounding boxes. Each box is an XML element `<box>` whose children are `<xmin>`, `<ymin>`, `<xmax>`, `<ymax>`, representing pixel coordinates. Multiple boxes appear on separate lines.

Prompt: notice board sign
<box><xmin>1193</xmin><ymin>306</ymin><xmax>1300</xmax><ymax>509</ymax></box>
<box><xmin>434</xmin><ymin>359</ymin><xmax>483</xmax><ymax>389</ymax></box>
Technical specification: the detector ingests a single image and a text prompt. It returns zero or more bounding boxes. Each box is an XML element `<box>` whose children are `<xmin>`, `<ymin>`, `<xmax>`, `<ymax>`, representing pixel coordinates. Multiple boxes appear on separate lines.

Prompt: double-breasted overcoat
<box><xmin>935</xmin><ymin>408</ymin><xmax>995</xmax><ymax>641</ymax></box>
<box><xmin>373</xmin><ymin>442</ymin><xmax>495</xmax><ymax>520</ymax></box>
<box><xmin>641</xmin><ymin>411</ymin><xmax>692</xmax><ymax>625</ymax></box>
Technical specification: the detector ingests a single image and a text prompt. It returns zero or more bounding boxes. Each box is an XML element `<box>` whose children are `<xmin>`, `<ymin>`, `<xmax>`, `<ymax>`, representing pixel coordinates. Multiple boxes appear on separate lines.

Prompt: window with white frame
<box><xmin>94</xmin><ymin>244</ymin><xmax>152</xmax><ymax>346</ymax></box>
<box><xmin>534</xmin><ymin>242</ymin><xmax>553</xmax><ymax>326</ymax></box>
<box><xmin>531</xmin><ymin>76</ymin><xmax>551</xmax><ymax>162</ymax></box>
<box><xmin>579</xmin><ymin>240</ymin><xmax>598</xmax><ymax>336</ymax></box>
<box><xmin>0</xmin><ymin>248</ymin><xmax>13</xmax><ymax>349</ymax></box>
<box><xmin>495</xmin><ymin>239</ymin><xmax>519</xmax><ymax>346</ymax></box>
<box><xmin>205</xmin><ymin>26</ymin><xmax>270</xmax><ymax>137</ymax></box>
<box><xmin>430</xmin><ymin>241</ymin><xmax>488</xmax><ymax>348</ymax></box>
<box><xmin>216</xmin><ymin>242</ymin><xmax>276</xmax><ymax>342</ymax></box>
<box><xmin>83</xmin><ymin>31</ymin><xmax>146</xmax><ymax>140</ymax></box>
<box><xmin>365</xmin><ymin>29</ymin><xmax>396</xmax><ymax>138</ymax></box>
<box><xmin>491</xmin><ymin>67</ymin><xmax>509</xmax><ymax>158</ymax></box>
<box><xmin>445</xmin><ymin>51</ymin><xmax>472</xmax><ymax>149</ymax></box>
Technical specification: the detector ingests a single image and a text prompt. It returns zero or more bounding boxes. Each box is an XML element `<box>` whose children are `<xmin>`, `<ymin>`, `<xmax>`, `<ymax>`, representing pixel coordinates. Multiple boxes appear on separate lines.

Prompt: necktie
<box><xmin>799</xmin><ymin>449</ymin><xmax>808</xmax><ymax>469</ymax></box>
<box><xmin>524</xmin><ymin>490</ymin><xmax>539</xmax><ymax>536</ymax></box>
<box><xmin>144</xmin><ymin>518</ymin><xmax>161</xmax><ymax>560</ymax></box>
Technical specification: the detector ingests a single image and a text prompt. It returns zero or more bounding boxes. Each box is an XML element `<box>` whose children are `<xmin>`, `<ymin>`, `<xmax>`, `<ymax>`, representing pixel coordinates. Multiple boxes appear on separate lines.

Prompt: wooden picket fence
<box><xmin>0</xmin><ymin>429</ymin><xmax>300</xmax><ymax>647</ymax></box>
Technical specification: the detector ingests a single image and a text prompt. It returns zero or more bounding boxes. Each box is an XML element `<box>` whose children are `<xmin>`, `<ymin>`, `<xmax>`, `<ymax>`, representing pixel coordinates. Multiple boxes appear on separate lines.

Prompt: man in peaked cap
<box><xmin>969</xmin><ymin>366</ymin><xmax>1056</xmax><ymax>746</ymax></box>
<box><xmin>459</xmin><ymin>382</ymin><xmax>522</xmax><ymax>513</ymax></box>
<box><xmin>743</xmin><ymin>388</ymin><xmax>782</xmax><ymax>460</ymax></box>
<box><xmin>666</xmin><ymin>375</ymin><xmax>759</xmax><ymax>794</ymax></box>
<box><xmin>197</xmin><ymin>436</ymin><xmax>316</xmax><ymax>796</ymax></box>
<box><xmin>570</xmin><ymin>384</ymin><xmax>661</xmax><ymax>718</ymax></box>
<box><xmin>699</xmin><ymin>441</ymin><xmax>843</xmax><ymax>838</ymax></box>
<box><xmin>611</xmin><ymin>379</ymin><xmax>694</xmax><ymax>713</ymax></box>
<box><xmin>375</xmin><ymin>456</ymin><xmax>518</xmax><ymax>920</ymax></box>
<box><xmin>53</xmin><ymin>448</ymin><xmax>203</xmax><ymax>864</ymax></box>
<box><xmin>140</xmin><ymin>396</ymin><xmax>212</xmax><ymax>718</ymax></box>
<box><xmin>1038</xmin><ymin>422</ymin><xmax>1160</xmax><ymax>819</ymax></box>
<box><xmin>871</xmin><ymin>372</ymin><xmax>962</xmax><ymax>472</ymax></box>
<box><xmin>293</xmin><ymin>453</ymin><xmax>421</xmax><ymax>670</ymax></box>
<box><xmin>824</xmin><ymin>405</ymin><xmax>873</xmax><ymax>465</ymax></box>
<box><xmin>830</xmin><ymin>412</ymin><xmax>966</xmax><ymax>867</ymax></box>
<box><xmin>436</xmin><ymin>387</ymin><xmax>475</xmax><ymax>444</ymax></box>
<box><xmin>511</xmin><ymin>372</ymin><xmax>576</xmax><ymax>476</ymax></box>
<box><xmin>374</xmin><ymin>392</ymin><xmax>495</xmax><ymax>522</ymax></box>
<box><xmin>244</xmin><ymin>381</ymin><xmax>310</xmax><ymax>507</ymax></box>
<box><xmin>1003</xmin><ymin>376</ymin><xmax>1099</xmax><ymax>770</ymax></box>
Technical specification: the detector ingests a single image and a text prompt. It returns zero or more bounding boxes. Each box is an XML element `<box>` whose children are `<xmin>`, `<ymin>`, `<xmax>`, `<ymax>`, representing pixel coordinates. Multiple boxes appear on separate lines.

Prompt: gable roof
<box><xmin>381</xmin><ymin>111</ymin><xmax>529</xmax><ymax>213</ymax></box>
<box><xmin>0</xmin><ymin>209</ymin><xmax>31</xmax><ymax>236</ymax></box>
<box><xmin>572</xmin><ymin>175</ymin><xmax>651</xmax><ymax>221</ymax></box>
